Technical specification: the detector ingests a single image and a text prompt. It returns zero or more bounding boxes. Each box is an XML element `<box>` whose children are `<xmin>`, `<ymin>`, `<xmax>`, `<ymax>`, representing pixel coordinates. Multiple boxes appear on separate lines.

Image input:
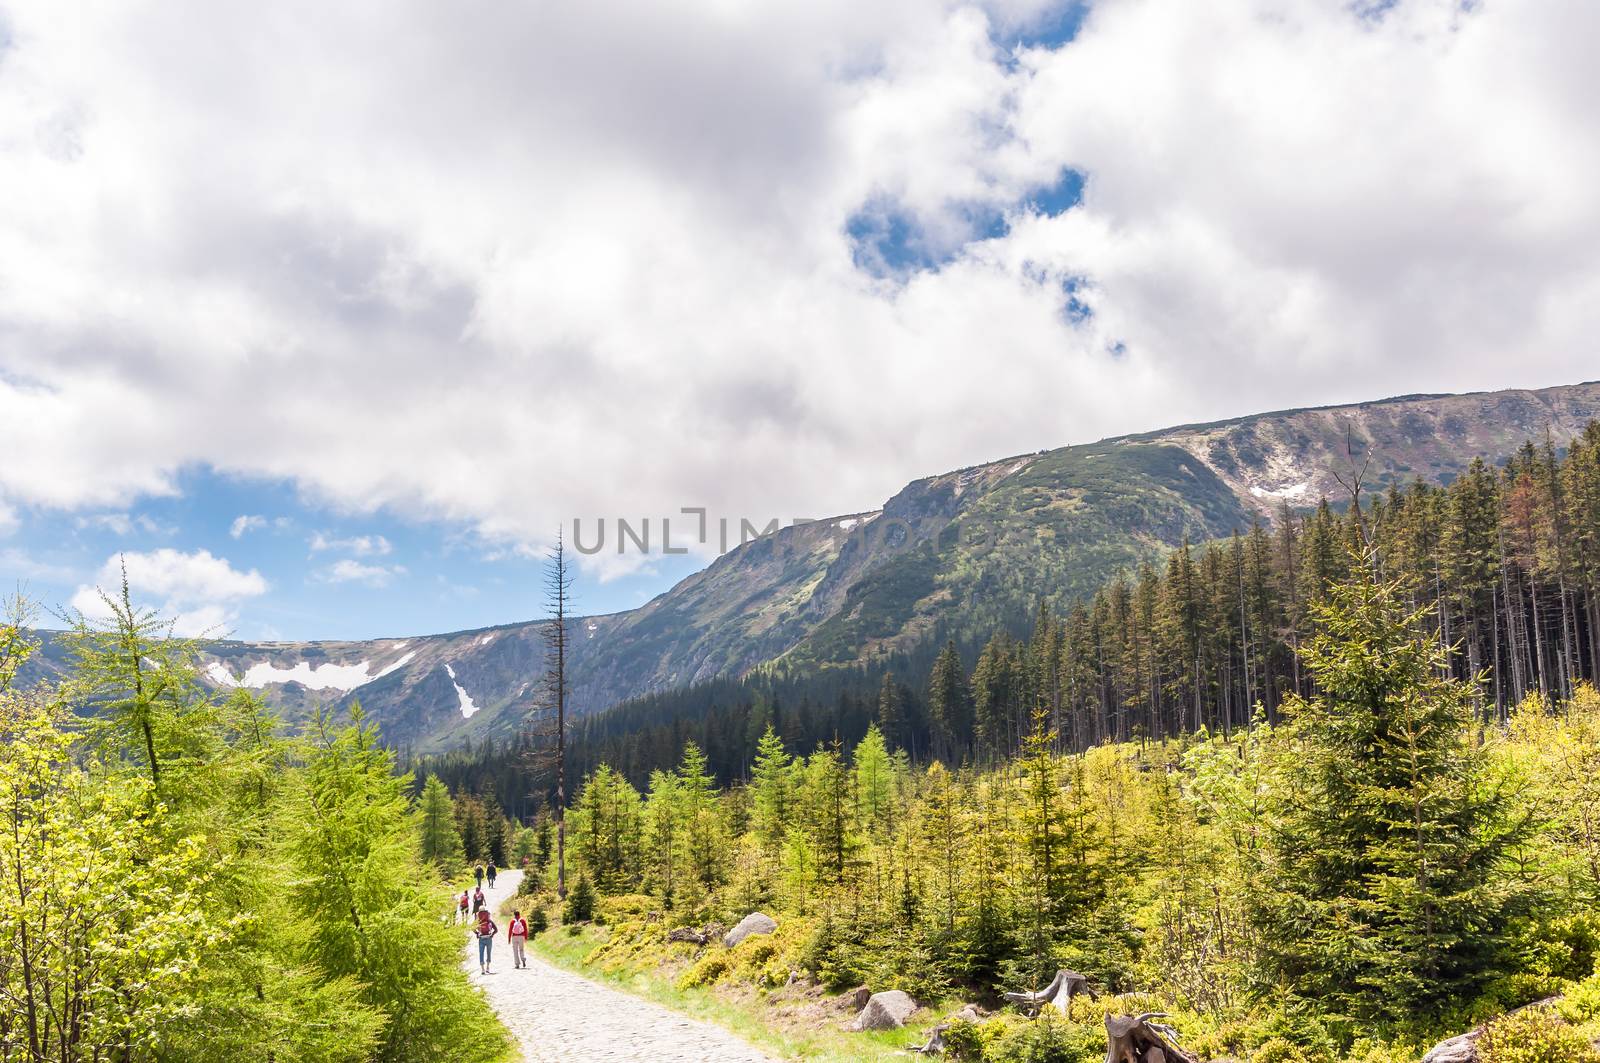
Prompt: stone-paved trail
<box><xmin>463</xmin><ymin>870</ymin><xmax>776</xmax><ymax>1062</ymax></box>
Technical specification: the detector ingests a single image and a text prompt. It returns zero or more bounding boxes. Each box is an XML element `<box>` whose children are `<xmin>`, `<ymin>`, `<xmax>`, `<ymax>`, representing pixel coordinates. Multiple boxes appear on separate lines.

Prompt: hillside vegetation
<box><xmin>0</xmin><ymin>592</ymin><xmax>510</xmax><ymax>1062</ymax></box>
<box><xmin>502</xmin><ymin>560</ymin><xmax>1600</xmax><ymax>1062</ymax></box>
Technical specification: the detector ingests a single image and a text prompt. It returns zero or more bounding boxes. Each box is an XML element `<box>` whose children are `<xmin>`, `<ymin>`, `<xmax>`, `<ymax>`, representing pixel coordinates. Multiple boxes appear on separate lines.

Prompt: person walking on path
<box><xmin>474</xmin><ymin>864</ymin><xmax>485</xmax><ymax>888</ymax></box>
<box><xmin>457</xmin><ymin>890</ymin><xmax>470</xmax><ymax>924</ymax></box>
<box><xmin>507</xmin><ymin>910</ymin><xmax>529</xmax><ymax>969</ymax></box>
<box><xmin>473</xmin><ymin>885</ymin><xmax>485</xmax><ymax>914</ymax></box>
<box><xmin>473</xmin><ymin>909</ymin><xmax>499</xmax><ymax>974</ymax></box>
<box><xmin>487</xmin><ymin>862</ymin><xmax>498</xmax><ymax>888</ymax></box>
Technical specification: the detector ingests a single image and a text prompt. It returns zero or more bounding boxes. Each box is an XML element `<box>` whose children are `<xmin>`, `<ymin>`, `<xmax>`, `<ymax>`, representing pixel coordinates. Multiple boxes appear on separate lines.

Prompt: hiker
<box><xmin>474</xmin><ymin>864</ymin><xmax>484</xmax><ymax>888</ymax></box>
<box><xmin>473</xmin><ymin>910</ymin><xmax>498</xmax><ymax>974</ymax></box>
<box><xmin>507</xmin><ymin>909</ymin><xmax>529</xmax><ymax>969</ymax></box>
<box><xmin>456</xmin><ymin>890</ymin><xmax>470</xmax><ymax>924</ymax></box>
<box><xmin>486</xmin><ymin>863</ymin><xmax>497</xmax><ymax>888</ymax></box>
<box><xmin>472</xmin><ymin>885</ymin><xmax>485</xmax><ymax>913</ymax></box>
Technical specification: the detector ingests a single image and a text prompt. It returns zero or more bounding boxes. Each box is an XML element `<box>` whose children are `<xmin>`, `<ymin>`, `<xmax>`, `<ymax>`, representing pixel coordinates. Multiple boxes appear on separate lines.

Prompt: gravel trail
<box><xmin>462</xmin><ymin>870</ymin><xmax>777</xmax><ymax>1062</ymax></box>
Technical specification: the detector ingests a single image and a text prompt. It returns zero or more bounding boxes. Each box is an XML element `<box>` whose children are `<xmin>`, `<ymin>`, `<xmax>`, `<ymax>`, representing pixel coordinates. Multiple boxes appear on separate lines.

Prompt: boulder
<box><xmin>850</xmin><ymin>990</ymin><xmax>919</xmax><ymax>1032</ymax></box>
<box><xmin>949</xmin><ymin>1004</ymin><xmax>984</xmax><ymax>1024</ymax></box>
<box><xmin>1421</xmin><ymin>1033</ymin><xmax>1478</xmax><ymax>1063</ymax></box>
<box><xmin>723</xmin><ymin>912</ymin><xmax>778</xmax><ymax>948</ymax></box>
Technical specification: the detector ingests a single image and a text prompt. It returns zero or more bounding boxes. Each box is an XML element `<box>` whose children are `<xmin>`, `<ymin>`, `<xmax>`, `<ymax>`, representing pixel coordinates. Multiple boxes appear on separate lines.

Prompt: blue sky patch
<box><xmin>2</xmin><ymin>466</ymin><xmax>700</xmax><ymax>641</ymax></box>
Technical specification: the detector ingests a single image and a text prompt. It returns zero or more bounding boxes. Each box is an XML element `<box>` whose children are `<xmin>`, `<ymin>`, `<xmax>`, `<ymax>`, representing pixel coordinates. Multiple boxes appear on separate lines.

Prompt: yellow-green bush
<box><xmin>597</xmin><ymin>893</ymin><xmax>657</xmax><ymax>922</ymax></box>
<box><xmin>1477</xmin><ymin>1005</ymin><xmax>1600</xmax><ymax>1063</ymax></box>
<box><xmin>676</xmin><ymin>953</ymin><xmax>730</xmax><ymax>990</ymax></box>
<box><xmin>1560</xmin><ymin>971</ymin><xmax>1600</xmax><ymax>1024</ymax></box>
<box><xmin>1249</xmin><ymin>1036</ymin><xmax>1324</xmax><ymax>1063</ymax></box>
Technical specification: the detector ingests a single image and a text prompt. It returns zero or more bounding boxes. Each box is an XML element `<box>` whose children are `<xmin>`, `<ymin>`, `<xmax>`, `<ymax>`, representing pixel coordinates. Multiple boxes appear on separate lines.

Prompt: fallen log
<box><xmin>662</xmin><ymin>922</ymin><xmax>720</xmax><ymax>947</ymax></box>
<box><xmin>1003</xmin><ymin>969</ymin><xmax>1096</xmax><ymax>1016</ymax></box>
<box><xmin>1104</xmin><ymin>1012</ymin><xmax>1197</xmax><ymax>1063</ymax></box>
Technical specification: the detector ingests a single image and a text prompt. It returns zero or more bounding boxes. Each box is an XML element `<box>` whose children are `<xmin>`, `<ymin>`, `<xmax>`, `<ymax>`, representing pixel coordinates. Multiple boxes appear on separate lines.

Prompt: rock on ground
<box><xmin>465</xmin><ymin>871</ymin><xmax>774</xmax><ymax>1062</ymax></box>
<box><xmin>849</xmin><ymin>989</ymin><xmax>919</xmax><ymax>1031</ymax></box>
<box><xmin>722</xmin><ymin>912</ymin><xmax>777</xmax><ymax>949</ymax></box>
<box><xmin>1420</xmin><ymin>1035</ymin><xmax>1477</xmax><ymax>1063</ymax></box>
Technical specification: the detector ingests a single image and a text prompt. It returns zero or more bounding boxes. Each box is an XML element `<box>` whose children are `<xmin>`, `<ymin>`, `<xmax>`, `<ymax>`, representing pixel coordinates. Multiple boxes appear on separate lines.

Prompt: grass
<box><xmin>526</xmin><ymin>921</ymin><xmax>949</xmax><ymax>1062</ymax></box>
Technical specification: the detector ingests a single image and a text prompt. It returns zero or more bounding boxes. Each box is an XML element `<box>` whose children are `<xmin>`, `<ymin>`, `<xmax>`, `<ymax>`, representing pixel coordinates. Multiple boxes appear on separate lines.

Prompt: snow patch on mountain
<box><xmin>205</xmin><ymin>662</ymin><xmax>237</xmax><ymax>687</ymax></box>
<box><xmin>444</xmin><ymin>663</ymin><xmax>479</xmax><ymax>719</ymax></box>
<box><xmin>237</xmin><ymin>659</ymin><xmax>379</xmax><ymax>692</ymax></box>
<box><xmin>477</xmin><ymin>633</ymin><xmax>494</xmax><ymax>646</ymax></box>
<box><xmin>1249</xmin><ymin>481</ymin><xmax>1311</xmax><ymax>500</ymax></box>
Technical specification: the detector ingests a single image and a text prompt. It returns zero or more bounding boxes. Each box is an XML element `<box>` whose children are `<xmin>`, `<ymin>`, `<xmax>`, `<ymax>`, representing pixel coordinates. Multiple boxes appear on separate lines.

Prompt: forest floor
<box><xmin>464</xmin><ymin>870</ymin><xmax>775</xmax><ymax>1062</ymax></box>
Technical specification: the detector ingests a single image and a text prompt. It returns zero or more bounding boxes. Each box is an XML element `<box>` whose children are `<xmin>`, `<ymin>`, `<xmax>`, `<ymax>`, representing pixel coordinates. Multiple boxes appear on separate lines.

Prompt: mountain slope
<box><xmin>21</xmin><ymin>380</ymin><xmax>1600</xmax><ymax>750</ymax></box>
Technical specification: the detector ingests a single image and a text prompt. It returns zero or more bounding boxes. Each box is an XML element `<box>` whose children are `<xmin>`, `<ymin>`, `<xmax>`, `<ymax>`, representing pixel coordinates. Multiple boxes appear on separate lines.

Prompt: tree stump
<box><xmin>1104</xmin><ymin>1013</ymin><xmax>1197</xmax><ymax>1063</ymax></box>
<box><xmin>1003</xmin><ymin>969</ymin><xmax>1095</xmax><ymax>1015</ymax></box>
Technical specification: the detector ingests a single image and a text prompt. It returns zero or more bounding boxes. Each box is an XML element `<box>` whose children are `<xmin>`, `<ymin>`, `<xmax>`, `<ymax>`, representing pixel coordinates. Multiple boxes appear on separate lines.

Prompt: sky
<box><xmin>2</xmin><ymin>0</ymin><xmax>1598</xmax><ymax>641</ymax></box>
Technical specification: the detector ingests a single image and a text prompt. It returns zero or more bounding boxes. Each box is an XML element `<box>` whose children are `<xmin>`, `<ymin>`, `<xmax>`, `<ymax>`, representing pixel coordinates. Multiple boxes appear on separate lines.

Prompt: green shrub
<box><xmin>940</xmin><ymin>1019</ymin><xmax>987</xmax><ymax>1060</ymax></box>
<box><xmin>1477</xmin><ymin>1005</ymin><xmax>1600</xmax><ymax>1063</ymax></box>
<box><xmin>1559</xmin><ymin>970</ymin><xmax>1600</xmax><ymax>1024</ymax></box>
<box><xmin>676</xmin><ymin>953</ymin><xmax>730</xmax><ymax>990</ymax></box>
<box><xmin>563</xmin><ymin>875</ymin><xmax>596</xmax><ymax>923</ymax></box>
<box><xmin>1251</xmin><ymin>1037</ymin><xmax>1322</xmax><ymax>1063</ymax></box>
<box><xmin>527</xmin><ymin>907</ymin><xmax>549</xmax><ymax>935</ymax></box>
<box><xmin>982</xmin><ymin>1014</ymin><xmax>1102</xmax><ymax>1063</ymax></box>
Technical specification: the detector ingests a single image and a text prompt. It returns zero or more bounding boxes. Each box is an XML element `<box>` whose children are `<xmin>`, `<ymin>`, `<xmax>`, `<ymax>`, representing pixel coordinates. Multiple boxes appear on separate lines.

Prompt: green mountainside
<box><xmin>21</xmin><ymin>380</ymin><xmax>1600</xmax><ymax>750</ymax></box>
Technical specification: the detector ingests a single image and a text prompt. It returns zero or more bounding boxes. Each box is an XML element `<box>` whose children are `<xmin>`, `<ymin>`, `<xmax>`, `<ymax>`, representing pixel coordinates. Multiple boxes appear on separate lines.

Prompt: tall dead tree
<box><xmin>543</xmin><ymin>529</ymin><xmax>574</xmax><ymax>899</ymax></box>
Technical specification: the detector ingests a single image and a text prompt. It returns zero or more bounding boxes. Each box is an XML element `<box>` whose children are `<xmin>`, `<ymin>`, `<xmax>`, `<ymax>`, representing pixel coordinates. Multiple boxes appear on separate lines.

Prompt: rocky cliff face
<box><xmin>23</xmin><ymin>381</ymin><xmax>1600</xmax><ymax>751</ymax></box>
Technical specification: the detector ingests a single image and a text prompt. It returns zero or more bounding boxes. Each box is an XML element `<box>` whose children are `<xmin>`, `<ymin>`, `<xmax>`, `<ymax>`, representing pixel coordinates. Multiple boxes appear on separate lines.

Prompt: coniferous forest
<box><xmin>418</xmin><ymin>426</ymin><xmax>1600</xmax><ymax>1062</ymax></box>
<box><xmin>10</xmin><ymin>427</ymin><xmax>1600</xmax><ymax>1061</ymax></box>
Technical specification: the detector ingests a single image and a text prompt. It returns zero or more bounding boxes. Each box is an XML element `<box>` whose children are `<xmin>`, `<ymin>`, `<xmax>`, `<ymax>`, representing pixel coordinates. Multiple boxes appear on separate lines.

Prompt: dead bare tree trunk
<box><xmin>1003</xmin><ymin>969</ymin><xmax>1095</xmax><ymax>1016</ymax></box>
<box><xmin>1104</xmin><ymin>1013</ymin><xmax>1197</xmax><ymax>1063</ymax></box>
<box><xmin>543</xmin><ymin>530</ymin><xmax>574</xmax><ymax>899</ymax></box>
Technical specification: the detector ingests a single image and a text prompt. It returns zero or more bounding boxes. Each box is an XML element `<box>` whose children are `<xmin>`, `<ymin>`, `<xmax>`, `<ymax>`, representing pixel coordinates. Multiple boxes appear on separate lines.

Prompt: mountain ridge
<box><xmin>20</xmin><ymin>379</ymin><xmax>1600</xmax><ymax>750</ymax></box>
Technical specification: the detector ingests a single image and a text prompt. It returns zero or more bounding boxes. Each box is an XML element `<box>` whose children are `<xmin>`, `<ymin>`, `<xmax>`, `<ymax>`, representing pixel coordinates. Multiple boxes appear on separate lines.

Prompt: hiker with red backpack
<box><xmin>456</xmin><ymin>890</ymin><xmax>470</xmax><ymax>924</ymax></box>
<box><xmin>473</xmin><ymin>909</ymin><xmax>498</xmax><ymax>974</ymax></box>
<box><xmin>507</xmin><ymin>909</ymin><xmax>529</xmax><ymax>969</ymax></box>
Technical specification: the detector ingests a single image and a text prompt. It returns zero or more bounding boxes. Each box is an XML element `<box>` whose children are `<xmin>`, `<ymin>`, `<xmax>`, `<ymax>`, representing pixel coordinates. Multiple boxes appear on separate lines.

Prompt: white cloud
<box><xmin>310</xmin><ymin>532</ymin><xmax>392</xmax><ymax>557</ymax></box>
<box><xmin>319</xmin><ymin>558</ymin><xmax>404</xmax><ymax>588</ymax></box>
<box><xmin>75</xmin><ymin>512</ymin><xmax>173</xmax><ymax>536</ymax></box>
<box><xmin>70</xmin><ymin>548</ymin><xmax>269</xmax><ymax>636</ymax></box>
<box><xmin>0</xmin><ymin>0</ymin><xmax>1597</xmax><ymax>579</ymax></box>
<box><xmin>229</xmin><ymin>513</ymin><xmax>266</xmax><ymax>538</ymax></box>
<box><xmin>0</xmin><ymin>503</ymin><xmax>15</xmax><ymax>537</ymax></box>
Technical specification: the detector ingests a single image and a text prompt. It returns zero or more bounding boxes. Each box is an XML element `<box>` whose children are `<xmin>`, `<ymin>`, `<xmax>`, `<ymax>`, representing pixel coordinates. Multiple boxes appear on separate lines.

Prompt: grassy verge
<box><xmin>525</xmin><ymin>920</ymin><xmax>950</xmax><ymax>1062</ymax></box>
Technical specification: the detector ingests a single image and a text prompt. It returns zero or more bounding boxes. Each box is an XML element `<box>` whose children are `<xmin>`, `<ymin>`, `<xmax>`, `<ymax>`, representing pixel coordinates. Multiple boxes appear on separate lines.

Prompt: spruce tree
<box><xmin>750</xmin><ymin>724</ymin><xmax>792</xmax><ymax>852</ymax></box>
<box><xmin>1252</xmin><ymin>553</ymin><xmax>1529</xmax><ymax>1021</ymax></box>
<box><xmin>928</xmin><ymin>640</ymin><xmax>972</xmax><ymax>762</ymax></box>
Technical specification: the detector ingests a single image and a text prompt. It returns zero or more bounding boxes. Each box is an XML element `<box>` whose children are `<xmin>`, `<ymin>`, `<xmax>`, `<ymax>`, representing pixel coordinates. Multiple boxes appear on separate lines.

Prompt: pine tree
<box><xmin>750</xmin><ymin>725</ymin><xmax>792</xmax><ymax>852</ymax></box>
<box><xmin>876</xmin><ymin>673</ymin><xmax>908</xmax><ymax>751</ymax></box>
<box><xmin>853</xmin><ymin>724</ymin><xmax>894</xmax><ymax>837</ymax></box>
<box><xmin>417</xmin><ymin>775</ymin><xmax>463</xmax><ymax>868</ymax></box>
<box><xmin>928</xmin><ymin>640</ymin><xmax>972</xmax><ymax>762</ymax></box>
<box><xmin>1252</xmin><ymin>553</ymin><xmax>1530</xmax><ymax>1019</ymax></box>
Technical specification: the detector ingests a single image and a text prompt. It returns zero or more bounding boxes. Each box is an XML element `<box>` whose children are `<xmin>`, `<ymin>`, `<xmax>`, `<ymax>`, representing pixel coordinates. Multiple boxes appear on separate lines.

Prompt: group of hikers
<box><xmin>457</xmin><ymin>862</ymin><xmax>531</xmax><ymax>975</ymax></box>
